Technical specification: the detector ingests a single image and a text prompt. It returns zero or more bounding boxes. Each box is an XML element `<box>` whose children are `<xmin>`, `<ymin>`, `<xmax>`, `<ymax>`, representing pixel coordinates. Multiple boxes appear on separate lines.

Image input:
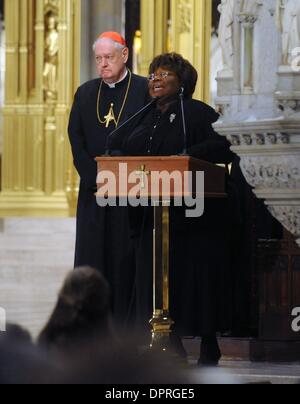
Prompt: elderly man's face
<box><xmin>148</xmin><ymin>67</ymin><xmax>181</xmax><ymax>99</ymax></box>
<box><xmin>94</xmin><ymin>39</ymin><xmax>129</xmax><ymax>83</ymax></box>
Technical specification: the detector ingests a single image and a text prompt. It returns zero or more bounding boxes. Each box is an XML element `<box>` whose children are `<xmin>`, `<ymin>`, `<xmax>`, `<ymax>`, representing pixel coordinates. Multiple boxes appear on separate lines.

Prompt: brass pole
<box><xmin>150</xmin><ymin>200</ymin><xmax>174</xmax><ymax>351</ymax></box>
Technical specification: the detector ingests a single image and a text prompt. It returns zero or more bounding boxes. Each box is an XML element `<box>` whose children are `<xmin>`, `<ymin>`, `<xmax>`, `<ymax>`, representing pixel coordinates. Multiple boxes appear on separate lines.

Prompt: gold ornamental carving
<box><xmin>140</xmin><ymin>0</ymin><xmax>212</xmax><ymax>103</ymax></box>
<box><xmin>178</xmin><ymin>0</ymin><xmax>192</xmax><ymax>34</ymax></box>
<box><xmin>0</xmin><ymin>0</ymin><xmax>81</xmax><ymax>217</ymax></box>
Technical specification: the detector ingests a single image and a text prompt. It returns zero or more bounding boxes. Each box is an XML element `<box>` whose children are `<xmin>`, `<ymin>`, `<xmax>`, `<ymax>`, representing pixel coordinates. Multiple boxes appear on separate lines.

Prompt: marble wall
<box><xmin>215</xmin><ymin>0</ymin><xmax>300</xmax><ymax>247</ymax></box>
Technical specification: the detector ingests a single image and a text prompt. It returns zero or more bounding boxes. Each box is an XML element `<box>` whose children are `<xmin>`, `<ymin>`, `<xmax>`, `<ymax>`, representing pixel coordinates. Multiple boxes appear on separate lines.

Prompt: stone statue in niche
<box><xmin>218</xmin><ymin>0</ymin><xmax>235</xmax><ymax>71</ymax></box>
<box><xmin>43</xmin><ymin>11</ymin><xmax>59</xmax><ymax>101</ymax></box>
<box><xmin>276</xmin><ymin>0</ymin><xmax>300</xmax><ymax>65</ymax></box>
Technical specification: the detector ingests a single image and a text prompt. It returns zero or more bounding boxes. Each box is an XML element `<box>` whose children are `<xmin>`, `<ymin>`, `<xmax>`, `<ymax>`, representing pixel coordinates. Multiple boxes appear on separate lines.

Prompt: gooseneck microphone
<box><xmin>179</xmin><ymin>87</ymin><xmax>188</xmax><ymax>156</ymax></box>
<box><xmin>104</xmin><ymin>97</ymin><xmax>158</xmax><ymax>156</ymax></box>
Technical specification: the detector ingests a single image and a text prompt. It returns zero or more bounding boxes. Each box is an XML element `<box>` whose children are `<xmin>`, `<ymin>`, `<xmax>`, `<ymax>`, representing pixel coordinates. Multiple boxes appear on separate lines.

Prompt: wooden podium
<box><xmin>96</xmin><ymin>156</ymin><xmax>226</xmax><ymax>351</ymax></box>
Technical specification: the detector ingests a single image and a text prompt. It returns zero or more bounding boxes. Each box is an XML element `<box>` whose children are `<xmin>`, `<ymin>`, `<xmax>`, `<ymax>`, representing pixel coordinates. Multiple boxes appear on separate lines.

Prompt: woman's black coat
<box><xmin>109</xmin><ymin>98</ymin><xmax>236</xmax><ymax>337</ymax></box>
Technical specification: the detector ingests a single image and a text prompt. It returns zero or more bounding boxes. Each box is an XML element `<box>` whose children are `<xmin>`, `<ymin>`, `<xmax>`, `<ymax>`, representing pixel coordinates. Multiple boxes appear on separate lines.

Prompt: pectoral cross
<box><xmin>135</xmin><ymin>164</ymin><xmax>150</xmax><ymax>189</ymax></box>
<box><xmin>104</xmin><ymin>103</ymin><xmax>117</xmax><ymax>128</ymax></box>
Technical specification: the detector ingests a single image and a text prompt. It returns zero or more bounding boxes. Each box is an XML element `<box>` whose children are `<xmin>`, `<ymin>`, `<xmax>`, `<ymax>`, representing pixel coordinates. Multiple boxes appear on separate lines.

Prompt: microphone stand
<box><xmin>104</xmin><ymin>97</ymin><xmax>158</xmax><ymax>156</ymax></box>
<box><xmin>179</xmin><ymin>88</ymin><xmax>188</xmax><ymax>156</ymax></box>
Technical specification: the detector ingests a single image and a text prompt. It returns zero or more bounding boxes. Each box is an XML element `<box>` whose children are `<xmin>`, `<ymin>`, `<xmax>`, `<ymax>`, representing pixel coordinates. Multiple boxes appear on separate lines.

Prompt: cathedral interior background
<box><xmin>0</xmin><ymin>0</ymin><xmax>300</xmax><ymax>370</ymax></box>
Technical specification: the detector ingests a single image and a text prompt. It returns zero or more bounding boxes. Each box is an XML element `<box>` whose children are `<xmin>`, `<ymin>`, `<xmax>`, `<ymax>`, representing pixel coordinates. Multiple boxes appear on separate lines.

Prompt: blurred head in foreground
<box><xmin>38</xmin><ymin>266</ymin><xmax>112</xmax><ymax>355</ymax></box>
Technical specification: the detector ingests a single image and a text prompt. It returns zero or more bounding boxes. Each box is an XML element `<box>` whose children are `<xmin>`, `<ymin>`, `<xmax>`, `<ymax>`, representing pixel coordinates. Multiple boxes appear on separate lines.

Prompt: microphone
<box><xmin>179</xmin><ymin>87</ymin><xmax>188</xmax><ymax>156</ymax></box>
<box><xmin>104</xmin><ymin>97</ymin><xmax>158</xmax><ymax>156</ymax></box>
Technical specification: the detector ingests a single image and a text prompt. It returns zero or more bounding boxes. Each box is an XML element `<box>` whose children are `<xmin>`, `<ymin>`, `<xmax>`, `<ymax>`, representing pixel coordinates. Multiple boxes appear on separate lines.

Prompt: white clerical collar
<box><xmin>104</xmin><ymin>69</ymin><xmax>128</xmax><ymax>89</ymax></box>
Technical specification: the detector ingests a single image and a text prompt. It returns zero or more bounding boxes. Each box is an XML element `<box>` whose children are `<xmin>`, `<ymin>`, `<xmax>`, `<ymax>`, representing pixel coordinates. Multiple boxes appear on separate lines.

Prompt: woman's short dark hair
<box><xmin>149</xmin><ymin>53</ymin><xmax>198</xmax><ymax>98</ymax></box>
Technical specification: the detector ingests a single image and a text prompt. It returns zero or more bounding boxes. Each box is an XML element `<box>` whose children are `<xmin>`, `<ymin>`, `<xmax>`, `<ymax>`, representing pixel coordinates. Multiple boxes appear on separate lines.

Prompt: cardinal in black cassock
<box><xmin>68</xmin><ymin>32</ymin><xmax>149</xmax><ymax>328</ymax></box>
<box><xmin>108</xmin><ymin>53</ymin><xmax>236</xmax><ymax>365</ymax></box>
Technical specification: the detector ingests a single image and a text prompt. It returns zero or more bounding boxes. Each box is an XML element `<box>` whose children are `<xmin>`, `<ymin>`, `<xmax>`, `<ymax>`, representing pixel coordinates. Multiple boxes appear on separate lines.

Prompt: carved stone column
<box><xmin>238</xmin><ymin>13</ymin><xmax>257</xmax><ymax>93</ymax></box>
<box><xmin>215</xmin><ymin>0</ymin><xmax>300</xmax><ymax>248</ymax></box>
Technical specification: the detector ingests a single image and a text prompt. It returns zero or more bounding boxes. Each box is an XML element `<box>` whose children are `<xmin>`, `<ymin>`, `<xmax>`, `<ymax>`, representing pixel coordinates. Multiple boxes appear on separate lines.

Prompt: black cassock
<box><xmin>68</xmin><ymin>73</ymin><xmax>149</xmax><ymax>327</ymax></box>
<box><xmin>108</xmin><ymin>98</ymin><xmax>236</xmax><ymax>337</ymax></box>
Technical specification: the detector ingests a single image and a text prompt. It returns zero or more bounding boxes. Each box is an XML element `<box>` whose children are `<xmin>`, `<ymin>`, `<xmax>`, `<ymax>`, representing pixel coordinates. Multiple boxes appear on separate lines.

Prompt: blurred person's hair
<box><xmin>38</xmin><ymin>266</ymin><xmax>112</xmax><ymax>354</ymax></box>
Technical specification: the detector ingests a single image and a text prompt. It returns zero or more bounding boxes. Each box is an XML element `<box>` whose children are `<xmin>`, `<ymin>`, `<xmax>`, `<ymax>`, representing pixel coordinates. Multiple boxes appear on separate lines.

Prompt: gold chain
<box><xmin>97</xmin><ymin>69</ymin><xmax>132</xmax><ymax>128</ymax></box>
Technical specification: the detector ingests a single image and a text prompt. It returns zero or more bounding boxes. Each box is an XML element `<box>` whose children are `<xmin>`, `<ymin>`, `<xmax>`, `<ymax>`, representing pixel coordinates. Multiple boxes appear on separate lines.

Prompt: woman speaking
<box><xmin>108</xmin><ymin>53</ymin><xmax>235</xmax><ymax>366</ymax></box>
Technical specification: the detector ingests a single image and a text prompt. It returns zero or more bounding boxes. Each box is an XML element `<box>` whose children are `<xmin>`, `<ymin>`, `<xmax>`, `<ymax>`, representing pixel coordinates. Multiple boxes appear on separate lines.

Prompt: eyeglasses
<box><xmin>148</xmin><ymin>72</ymin><xmax>174</xmax><ymax>81</ymax></box>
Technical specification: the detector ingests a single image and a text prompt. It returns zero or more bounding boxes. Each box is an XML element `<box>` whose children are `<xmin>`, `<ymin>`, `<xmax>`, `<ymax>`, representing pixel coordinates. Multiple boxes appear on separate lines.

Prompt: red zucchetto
<box><xmin>99</xmin><ymin>32</ymin><xmax>127</xmax><ymax>47</ymax></box>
